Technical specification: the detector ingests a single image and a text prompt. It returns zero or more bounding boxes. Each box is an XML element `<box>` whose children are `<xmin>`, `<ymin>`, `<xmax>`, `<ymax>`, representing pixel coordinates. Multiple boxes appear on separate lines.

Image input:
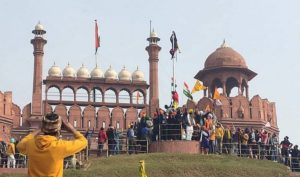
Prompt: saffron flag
<box><xmin>183</xmin><ymin>82</ymin><xmax>193</xmax><ymax>100</ymax></box>
<box><xmin>191</xmin><ymin>80</ymin><xmax>207</xmax><ymax>94</ymax></box>
<box><xmin>213</xmin><ymin>88</ymin><xmax>221</xmax><ymax>100</ymax></box>
<box><xmin>169</xmin><ymin>31</ymin><xmax>179</xmax><ymax>59</ymax></box>
<box><xmin>95</xmin><ymin>20</ymin><xmax>100</xmax><ymax>54</ymax></box>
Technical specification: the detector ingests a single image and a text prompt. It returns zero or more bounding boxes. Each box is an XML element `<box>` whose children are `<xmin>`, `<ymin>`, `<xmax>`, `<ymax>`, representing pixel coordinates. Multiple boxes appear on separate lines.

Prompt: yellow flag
<box><xmin>139</xmin><ymin>160</ymin><xmax>147</xmax><ymax>177</ymax></box>
<box><xmin>191</xmin><ymin>80</ymin><xmax>207</xmax><ymax>94</ymax></box>
<box><xmin>213</xmin><ymin>88</ymin><xmax>220</xmax><ymax>100</ymax></box>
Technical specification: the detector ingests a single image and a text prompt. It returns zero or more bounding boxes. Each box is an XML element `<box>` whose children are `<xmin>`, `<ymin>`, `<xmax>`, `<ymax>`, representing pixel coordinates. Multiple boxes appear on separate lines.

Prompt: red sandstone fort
<box><xmin>0</xmin><ymin>23</ymin><xmax>279</xmax><ymax>141</ymax></box>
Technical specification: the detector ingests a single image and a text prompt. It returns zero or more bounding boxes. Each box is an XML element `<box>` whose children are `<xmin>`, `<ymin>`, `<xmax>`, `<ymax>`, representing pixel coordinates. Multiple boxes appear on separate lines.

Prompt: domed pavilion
<box><xmin>192</xmin><ymin>40</ymin><xmax>279</xmax><ymax>134</ymax></box>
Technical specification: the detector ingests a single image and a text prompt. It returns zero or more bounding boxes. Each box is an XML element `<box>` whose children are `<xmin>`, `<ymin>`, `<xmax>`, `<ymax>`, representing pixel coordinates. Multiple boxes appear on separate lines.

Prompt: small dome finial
<box><xmin>220</xmin><ymin>39</ymin><xmax>229</xmax><ymax>48</ymax></box>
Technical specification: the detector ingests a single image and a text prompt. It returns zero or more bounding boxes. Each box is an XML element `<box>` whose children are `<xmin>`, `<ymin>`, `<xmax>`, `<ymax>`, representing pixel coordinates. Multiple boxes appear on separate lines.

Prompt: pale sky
<box><xmin>0</xmin><ymin>0</ymin><xmax>299</xmax><ymax>145</ymax></box>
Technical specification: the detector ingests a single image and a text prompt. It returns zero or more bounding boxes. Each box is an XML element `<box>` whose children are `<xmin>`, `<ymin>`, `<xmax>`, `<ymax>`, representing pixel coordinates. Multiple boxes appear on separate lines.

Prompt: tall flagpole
<box><xmin>95</xmin><ymin>50</ymin><xmax>98</xmax><ymax>67</ymax></box>
<box><xmin>172</xmin><ymin>53</ymin><xmax>175</xmax><ymax>92</ymax></box>
<box><xmin>150</xmin><ymin>20</ymin><xmax>152</xmax><ymax>36</ymax></box>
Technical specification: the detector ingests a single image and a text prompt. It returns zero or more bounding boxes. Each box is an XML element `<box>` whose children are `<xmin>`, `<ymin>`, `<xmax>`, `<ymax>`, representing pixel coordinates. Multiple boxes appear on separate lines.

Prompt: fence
<box><xmin>0</xmin><ymin>150</ymin><xmax>87</xmax><ymax>169</ymax></box>
<box><xmin>86</xmin><ymin>137</ymin><xmax>149</xmax><ymax>158</ymax></box>
<box><xmin>1</xmin><ymin>123</ymin><xmax>299</xmax><ymax>172</ymax></box>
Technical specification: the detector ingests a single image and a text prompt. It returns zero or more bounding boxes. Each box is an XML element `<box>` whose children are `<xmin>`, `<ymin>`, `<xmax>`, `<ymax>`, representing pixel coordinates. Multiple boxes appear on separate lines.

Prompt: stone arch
<box><xmin>62</xmin><ymin>86</ymin><xmax>75</xmax><ymax>101</ymax></box>
<box><xmin>132</xmin><ymin>90</ymin><xmax>145</xmax><ymax>104</ymax></box>
<box><xmin>241</xmin><ymin>79</ymin><xmax>248</xmax><ymax>97</ymax></box>
<box><xmin>97</xmin><ymin>106</ymin><xmax>110</xmax><ymax>129</ymax></box>
<box><xmin>119</xmin><ymin>89</ymin><xmax>131</xmax><ymax>104</ymax></box>
<box><xmin>231</xmin><ymin>95</ymin><xmax>250</xmax><ymax>119</ymax></box>
<box><xmin>69</xmin><ymin>105</ymin><xmax>82</xmax><ymax>128</ymax></box>
<box><xmin>76</xmin><ymin>87</ymin><xmax>89</xmax><ymax>102</ymax></box>
<box><xmin>54</xmin><ymin>104</ymin><xmax>68</xmax><ymax>122</ymax></box>
<box><xmin>186</xmin><ymin>99</ymin><xmax>196</xmax><ymax>111</ymax></box>
<box><xmin>83</xmin><ymin>105</ymin><xmax>96</xmax><ymax>129</ymax></box>
<box><xmin>111</xmin><ymin>107</ymin><xmax>124</xmax><ymax>130</ymax></box>
<box><xmin>211</xmin><ymin>78</ymin><xmax>223</xmax><ymax>95</ymax></box>
<box><xmin>262</xmin><ymin>99</ymin><xmax>270</xmax><ymax>122</ymax></box>
<box><xmin>250</xmin><ymin>95</ymin><xmax>263</xmax><ymax>120</ymax></box>
<box><xmin>197</xmin><ymin>97</ymin><xmax>214</xmax><ymax>112</ymax></box>
<box><xmin>268</xmin><ymin>102</ymin><xmax>277</xmax><ymax>127</ymax></box>
<box><xmin>90</xmin><ymin>87</ymin><xmax>103</xmax><ymax>103</ymax></box>
<box><xmin>125</xmin><ymin>107</ymin><xmax>138</xmax><ymax>128</ymax></box>
<box><xmin>104</xmin><ymin>88</ymin><xmax>117</xmax><ymax>103</ymax></box>
<box><xmin>226</xmin><ymin>77</ymin><xmax>239</xmax><ymax>97</ymax></box>
<box><xmin>46</xmin><ymin>85</ymin><xmax>61</xmax><ymax>101</ymax></box>
<box><xmin>215</xmin><ymin>95</ymin><xmax>230</xmax><ymax>119</ymax></box>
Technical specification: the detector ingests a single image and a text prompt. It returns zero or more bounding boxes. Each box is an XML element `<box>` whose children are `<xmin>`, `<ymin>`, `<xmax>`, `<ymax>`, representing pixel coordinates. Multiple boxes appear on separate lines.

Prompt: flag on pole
<box><xmin>169</xmin><ymin>31</ymin><xmax>179</xmax><ymax>59</ymax></box>
<box><xmin>213</xmin><ymin>88</ymin><xmax>222</xmax><ymax>106</ymax></box>
<box><xmin>213</xmin><ymin>88</ymin><xmax>221</xmax><ymax>100</ymax></box>
<box><xmin>95</xmin><ymin>20</ymin><xmax>100</xmax><ymax>54</ymax></box>
<box><xmin>172</xmin><ymin>91</ymin><xmax>179</xmax><ymax>109</ymax></box>
<box><xmin>191</xmin><ymin>80</ymin><xmax>207</xmax><ymax>94</ymax></box>
<box><xmin>183</xmin><ymin>82</ymin><xmax>193</xmax><ymax>100</ymax></box>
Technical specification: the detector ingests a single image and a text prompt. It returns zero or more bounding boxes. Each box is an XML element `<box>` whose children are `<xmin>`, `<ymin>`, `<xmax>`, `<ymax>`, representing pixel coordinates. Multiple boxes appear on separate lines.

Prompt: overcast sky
<box><xmin>0</xmin><ymin>0</ymin><xmax>299</xmax><ymax>145</ymax></box>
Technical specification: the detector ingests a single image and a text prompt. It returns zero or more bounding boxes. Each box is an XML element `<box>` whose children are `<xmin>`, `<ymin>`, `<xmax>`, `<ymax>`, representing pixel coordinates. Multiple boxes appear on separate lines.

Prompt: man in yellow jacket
<box><xmin>215</xmin><ymin>123</ymin><xmax>224</xmax><ymax>154</ymax></box>
<box><xmin>6</xmin><ymin>138</ymin><xmax>16</xmax><ymax>168</ymax></box>
<box><xmin>17</xmin><ymin>113</ymin><xmax>87</xmax><ymax>177</ymax></box>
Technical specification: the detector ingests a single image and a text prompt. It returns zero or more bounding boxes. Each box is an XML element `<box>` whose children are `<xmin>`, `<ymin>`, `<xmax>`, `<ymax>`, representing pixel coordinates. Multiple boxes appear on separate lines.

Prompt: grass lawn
<box><xmin>0</xmin><ymin>153</ymin><xmax>290</xmax><ymax>177</ymax></box>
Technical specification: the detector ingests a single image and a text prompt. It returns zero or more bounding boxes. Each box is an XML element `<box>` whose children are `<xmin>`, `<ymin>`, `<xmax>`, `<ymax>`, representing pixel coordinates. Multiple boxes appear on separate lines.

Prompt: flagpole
<box><xmin>172</xmin><ymin>56</ymin><xmax>175</xmax><ymax>92</ymax></box>
<box><xmin>150</xmin><ymin>20</ymin><xmax>152</xmax><ymax>36</ymax></box>
<box><xmin>95</xmin><ymin>51</ymin><xmax>98</xmax><ymax>67</ymax></box>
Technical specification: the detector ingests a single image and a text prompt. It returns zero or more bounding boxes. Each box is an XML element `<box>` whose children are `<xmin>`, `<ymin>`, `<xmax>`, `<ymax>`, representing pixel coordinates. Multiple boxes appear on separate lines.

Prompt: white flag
<box><xmin>264</xmin><ymin>122</ymin><xmax>271</xmax><ymax>127</ymax></box>
<box><xmin>215</xmin><ymin>99</ymin><xmax>222</xmax><ymax>106</ymax></box>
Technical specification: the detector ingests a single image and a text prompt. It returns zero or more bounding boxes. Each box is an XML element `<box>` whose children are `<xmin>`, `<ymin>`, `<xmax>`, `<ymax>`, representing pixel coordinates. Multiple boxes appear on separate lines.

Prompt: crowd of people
<box><xmin>1</xmin><ymin>109</ymin><xmax>299</xmax><ymax>173</ymax></box>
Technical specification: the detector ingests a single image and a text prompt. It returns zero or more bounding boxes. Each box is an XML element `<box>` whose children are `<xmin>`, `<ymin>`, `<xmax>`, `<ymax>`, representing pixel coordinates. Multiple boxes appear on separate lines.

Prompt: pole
<box><xmin>150</xmin><ymin>20</ymin><xmax>152</xmax><ymax>36</ymax></box>
<box><xmin>172</xmin><ymin>57</ymin><xmax>175</xmax><ymax>92</ymax></box>
<box><xmin>95</xmin><ymin>52</ymin><xmax>98</xmax><ymax>67</ymax></box>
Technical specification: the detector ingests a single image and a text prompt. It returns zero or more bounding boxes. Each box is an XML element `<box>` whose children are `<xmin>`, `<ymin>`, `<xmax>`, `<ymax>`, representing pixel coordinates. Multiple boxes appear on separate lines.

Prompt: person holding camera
<box><xmin>16</xmin><ymin>112</ymin><xmax>87</xmax><ymax>177</ymax></box>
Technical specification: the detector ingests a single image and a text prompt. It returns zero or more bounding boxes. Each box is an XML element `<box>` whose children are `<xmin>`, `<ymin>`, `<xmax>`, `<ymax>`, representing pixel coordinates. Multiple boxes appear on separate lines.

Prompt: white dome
<box><xmin>62</xmin><ymin>63</ymin><xmax>76</xmax><ymax>77</ymax></box>
<box><xmin>150</xmin><ymin>31</ymin><xmax>158</xmax><ymax>38</ymax></box>
<box><xmin>77</xmin><ymin>64</ymin><xmax>90</xmax><ymax>78</ymax></box>
<box><xmin>48</xmin><ymin>63</ymin><xmax>61</xmax><ymax>77</ymax></box>
<box><xmin>118</xmin><ymin>66</ymin><xmax>132</xmax><ymax>81</ymax></box>
<box><xmin>91</xmin><ymin>66</ymin><xmax>104</xmax><ymax>78</ymax></box>
<box><xmin>132</xmin><ymin>67</ymin><xmax>144</xmax><ymax>81</ymax></box>
<box><xmin>35</xmin><ymin>22</ymin><xmax>44</xmax><ymax>31</ymax></box>
<box><xmin>104</xmin><ymin>66</ymin><xmax>118</xmax><ymax>79</ymax></box>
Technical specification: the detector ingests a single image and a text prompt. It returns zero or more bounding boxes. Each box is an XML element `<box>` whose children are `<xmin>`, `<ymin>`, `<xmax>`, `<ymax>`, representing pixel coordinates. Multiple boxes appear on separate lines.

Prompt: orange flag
<box><xmin>213</xmin><ymin>88</ymin><xmax>220</xmax><ymax>100</ymax></box>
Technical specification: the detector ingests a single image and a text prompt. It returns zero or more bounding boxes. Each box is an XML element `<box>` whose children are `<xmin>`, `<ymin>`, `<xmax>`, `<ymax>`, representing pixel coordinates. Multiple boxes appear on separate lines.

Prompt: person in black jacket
<box><xmin>106</xmin><ymin>125</ymin><xmax>116</xmax><ymax>156</ymax></box>
<box><xmin>290</xmin><ymin>145</ymin><xmax>300</xmax><ymax>172</ymax></box>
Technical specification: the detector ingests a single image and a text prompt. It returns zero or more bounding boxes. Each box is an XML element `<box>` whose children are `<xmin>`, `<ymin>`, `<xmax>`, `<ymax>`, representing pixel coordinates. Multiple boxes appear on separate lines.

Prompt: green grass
<box><xmin>0</xmin><ymin>153</ymin><xmax>290</xmax><ymax>177</ymax></box>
